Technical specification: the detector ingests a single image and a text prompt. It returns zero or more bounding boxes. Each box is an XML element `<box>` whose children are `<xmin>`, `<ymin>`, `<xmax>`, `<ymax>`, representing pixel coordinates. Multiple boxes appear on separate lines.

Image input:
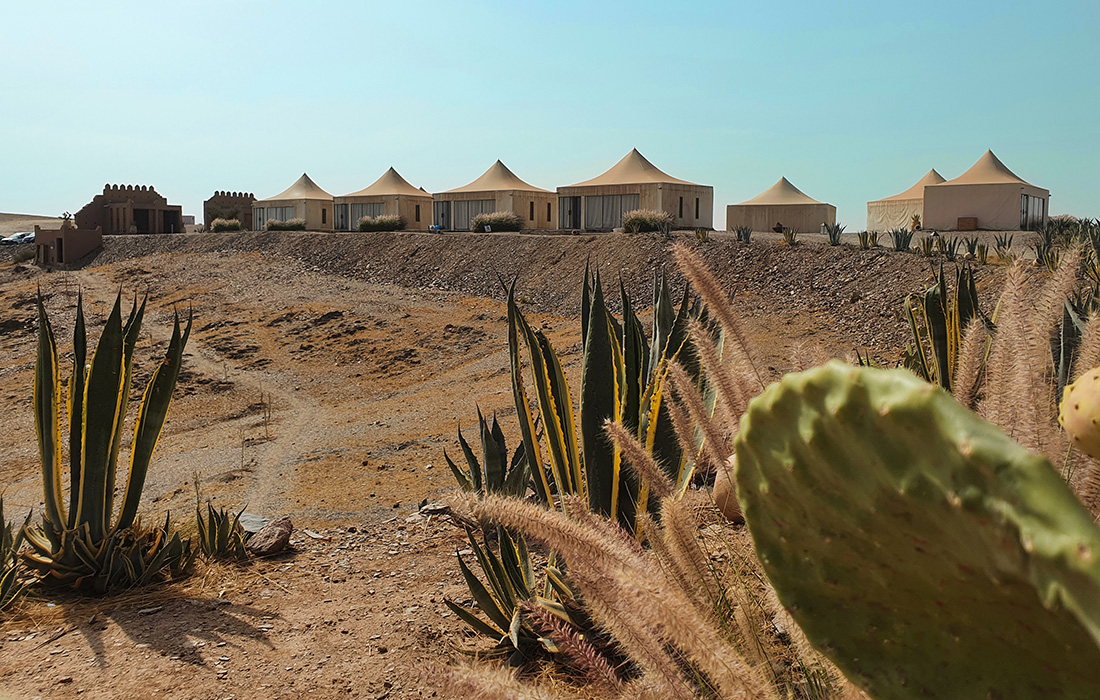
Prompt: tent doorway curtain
<box><xmin>434</xmin><ymin>201</ymin><xmax>452</xmax><ymax>230</ymax></box>
<box><xmin>584</xmin><ymin>194</ymin><xmax>639</xmax><ymax>230</ymax></box>
<box><xmin>559</xmin><ymin>197</ymin><xmax>581</xmax><ymax>228</ymax></box>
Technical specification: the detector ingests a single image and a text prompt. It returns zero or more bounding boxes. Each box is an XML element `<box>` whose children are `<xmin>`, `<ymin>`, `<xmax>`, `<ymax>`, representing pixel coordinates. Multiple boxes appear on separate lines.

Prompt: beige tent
<box><xmin>556</xmin><ymin>149</ymin><xmax>713</xmax><ymax>231</ymax></box>
<box><xmin>334</xmin><ymin>168</ymin><xmax>432</xmax><ymax>231</ymax></box>
<box><xmin>924</xmin><ymin>151</ymin><xmax>1048</xmax><ymax>231</ymax></box>
<box><xmin>433</xmin><ymin>161</ymin><xmax>557</xmax><ymax>231</ymax></box>
<box><xmin>866</xmin><ymin>169</ymin><xmax>945</xmax><ymax>232</ymax></box>
<box><xmin>726</xmin><ymin>178</ymin><xmax>835</xmax><ymax>233</ymax></box>
<box><xmin>253</xmin><ymin>173</ymin><xmax>333</xmax><ymax>231</ymax></box>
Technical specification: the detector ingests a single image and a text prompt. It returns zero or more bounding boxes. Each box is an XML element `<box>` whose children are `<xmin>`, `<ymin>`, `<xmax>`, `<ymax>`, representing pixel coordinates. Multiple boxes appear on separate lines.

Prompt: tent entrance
<box><xmin>434</xmin><ymin>201</ymin><xmax>451</xmax><ymax>230</ymax></box>
<box><xmin>559</xmin><ymin>197</ymin><xmax>581</xmax><ymax>228</ymax></box>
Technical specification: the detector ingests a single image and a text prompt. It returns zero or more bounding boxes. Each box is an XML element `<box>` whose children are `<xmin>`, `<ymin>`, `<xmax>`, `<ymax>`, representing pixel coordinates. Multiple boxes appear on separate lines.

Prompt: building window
<box><xmin>322</xmin><ymin>208</ymin><xmax>327</xmax><ymax>224</ymax></box>
<box><xmin>530</xmin><ymin>201</ymin><xmax>535</xmax><ymax>221</ymax></box>
<box><xmin>415</xmin><ymin>204</ymin><xmax>421</xmax><ymax>222</ymax></box>
<box><xmin>678</xmin><ymin>197</ymin><xmax>683</xmax><ymax>218</ymax></box>
<box><xmin>547</xmin><ymin>202</ymin><xmax>552</xmax><ymax>222</ymax></box>
<box><xmin>695</xmin><ymin>198</ymin><xmax>700</xmax><ymax>219</ymax></box>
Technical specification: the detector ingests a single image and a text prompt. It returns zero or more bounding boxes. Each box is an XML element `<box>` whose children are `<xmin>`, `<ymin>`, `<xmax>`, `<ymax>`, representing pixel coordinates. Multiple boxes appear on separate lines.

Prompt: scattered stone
<box><xmin>239</xmin><ymin>513</ymin><xmax>271</xmax><ymax>535</ymax></box>
<box><xmin>246</xmin><ymin>516</ymin><xmax>293</xmax><ymax>557</ymax></box>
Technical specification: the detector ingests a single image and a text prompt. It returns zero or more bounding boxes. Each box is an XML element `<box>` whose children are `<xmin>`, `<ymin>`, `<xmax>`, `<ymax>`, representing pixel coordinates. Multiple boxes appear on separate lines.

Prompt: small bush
<box><xmin>358</xmin><ymin>214</ymin><xmax>407</xmax><ymax>232</ymax></box>
<box><xmin>783</xmin><ymin>228</ymin><xmax>799</xmax><ymax>246</ymax></box>
<box><xmin>694</xmin><ymin>228</ymin><xmax>710</xmax><ymax>242</ymax></box>
<box><xmin>12</xmin><ymin>249</ymin><xmax>34</xmax><ymax>263</ymax></box>
<box><xmin>265</xmin><ymin>218</ymin><xmax>306</xmax><ymax>231</ymax></box>
<box><xmin>210</xmin><ymin>218</ymin><xmax>242</xmax><ymax>233</ymax></box>
<box><xmin>622</xmin><ymin>209</ymin><xmax>674</xmax><ymax>235</ymax></box>
<box><xmin>471</xmin><ymin>211</ymin><xmax>524</xmax><ymax>232</ymax></box>
<box><xmin>734</xmin><ymin>225</ymin><xmax>753</xmax><ymax>243</ymax></box>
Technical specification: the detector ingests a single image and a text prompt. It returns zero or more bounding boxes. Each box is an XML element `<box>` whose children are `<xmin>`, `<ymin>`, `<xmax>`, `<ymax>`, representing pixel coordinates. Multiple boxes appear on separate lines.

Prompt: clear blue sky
<box><xmin>2</xmin><ymin>0</ymin><xmax>1097</xmax><ymax>228</ymax></box>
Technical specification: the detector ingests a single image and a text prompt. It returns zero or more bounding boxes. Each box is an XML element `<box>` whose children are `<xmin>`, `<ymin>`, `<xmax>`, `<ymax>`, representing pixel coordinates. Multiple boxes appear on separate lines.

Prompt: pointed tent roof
<box><xmin>738</xmin><ymin>178</ymin><xmax>825</xmax><ymax>206</ymax></box>
<box><xmin>442</xmin><ymin>161</ymin><xmax>550</xmax><ymax>194</ymax></box>
<box><xmin>873</xmin><ymin>169</ymin><xmax>946</xmax><ymax>203</ymax></box>
<box><xmin>936</xmin><ymin>150</ymin><xmax>1035</xmax><ymax>187</ymax></box>
<box><xmin>340</xmin><ymin>167</ymin><xmax>430</xmax><ymax>198</ymax></box>
<box><xmin>259</xmin><ymin>173</ymin><xmax>332</xmax><ymax>202</ymax></box>
<box><xmin>565</xmin><ymin>148</ymin><xmax>697</xmax><ymax>187</ymax></box>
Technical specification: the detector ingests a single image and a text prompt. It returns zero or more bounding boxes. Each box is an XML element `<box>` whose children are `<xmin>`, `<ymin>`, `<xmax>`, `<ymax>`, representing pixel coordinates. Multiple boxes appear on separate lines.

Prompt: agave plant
<box><xmin>994</xmin><ymin>232</ymin><xmax>1014</xmax><ymax>260</ymax></box>
<box><xmin>857</xmin><ymin>230</ymin><xmax>879</xmax><ymax>250</ymax></box>
<box><xmin>734</xmin><ymin>225</ymin><xmax>753</xmax><ymax>243</ymax></box>
<box><xmin>903</xmin><ymin>264</ymin><xmax>984</xmax><ymax>392</ymax></box>
<box><xmin>1</xmin><ymin>499</ymin><xmax>31</xmax><ymax>611</ymax></box>
<box><xmin>936</xmin><ymin>236</ymin><xmax>961</xmax><ymax>261</ymax></box>
<box><xmin>917</xmin><ymin>236</ymin><xmax>935</xmax><ymax>257</ymax></box>
<box><xmin>446</xmin><ymin>411</ymin><xmax>528</xmax><ymax>499</ymax></box>
<box><xmin>963</xmin><ymin>236</ymin><xmax>980</xmax><ymax>256</ymax></box>
<box><xmin>196</xmin><ymin>503</ymin><xmax>248</xmax><ymax>561</ymax></box>
<box><xmin>888</xmin><ymin>228</ymin><xmax>913</xmax><ymax>252</ymax></box>
<box><xmin>823</xmin><ymin>223</ymin><xmax>845</xmax><ymax>246</ymax></box>
<box><xmin>782</xmin><ymin>228</ymin><xmax>799</xmax><ymax>246</ymax></box>
<box><xmin>22</xmin><ymin>292</ymin><xmax>194</xmax><ymax>593</ymax></box>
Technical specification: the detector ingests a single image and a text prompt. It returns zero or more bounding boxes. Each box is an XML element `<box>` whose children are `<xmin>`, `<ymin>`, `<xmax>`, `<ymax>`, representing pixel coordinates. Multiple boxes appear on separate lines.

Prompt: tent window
<box><xmin>321</xmin><ymin>208</ymin><xmax>327</xmax><ymax>225</ymax></box>
<box><xmin>350</xmin><ymin>203</ymin><xmax>385</xmax><ymax>225</ymax></box>
<box><xmin>530</xmin><ymin>201</ymin><xmax>535</xmax><ymax>221</ymax></box>
<box><xmin>415</xmin><ymin>205</ymin><xmax>421</xmax><ymax>223</ymax></box>
<box><xmin>679</xmin><ymin>197</ymin><xmax>683</xmax><ymax>218</ymax></box>
<box><xmin>547</xmin><ymin>202</ymin><xmax>552</xmax><ymax>222</ymax></box>
<box><xmin>584</xmin><ymin>194</ymin><xmax>639</xmax><ymax>230</ymax></box>
<box><xmin>695</xmin><ymin>198</ymin><xmax>700</xmax><ymax>219</ymax></box>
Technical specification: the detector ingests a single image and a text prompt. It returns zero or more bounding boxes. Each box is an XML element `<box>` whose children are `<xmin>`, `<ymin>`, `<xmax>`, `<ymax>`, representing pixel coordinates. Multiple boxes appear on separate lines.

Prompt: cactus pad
<box><xmin>734</xmin><ymin>361</ymin><xmax>1100</xmax><ymax>700</ymax></box>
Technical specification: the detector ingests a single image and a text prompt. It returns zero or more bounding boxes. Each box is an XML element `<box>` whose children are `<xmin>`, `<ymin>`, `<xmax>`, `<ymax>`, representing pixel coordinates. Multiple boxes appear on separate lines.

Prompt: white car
<box><xmin>1</xmin><ymin>232</ymin><xmax>34</xmax><ymax>245</ymax></box>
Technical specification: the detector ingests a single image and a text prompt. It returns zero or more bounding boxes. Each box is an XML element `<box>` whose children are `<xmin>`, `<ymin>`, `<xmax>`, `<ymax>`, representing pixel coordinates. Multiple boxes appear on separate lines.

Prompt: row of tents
<box><xmin>247</xmin><ymin>149</ymin><xmax>1049</xmax><ymax>234</ymax></box>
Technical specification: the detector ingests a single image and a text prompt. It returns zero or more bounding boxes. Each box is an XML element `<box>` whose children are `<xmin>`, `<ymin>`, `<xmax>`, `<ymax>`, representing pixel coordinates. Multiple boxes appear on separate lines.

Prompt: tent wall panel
<box><xmin>923</xmin><ymin>183</ymin><xmax>1048</xmax><ymax>231</ymax></box>
<box><xmin>725</xmin><ymin>203</ymin><xmax>835</xmax><ymax>234</ymax></box>
<box><xmin>867</xmin><ymin>199</ymin><xmax>922</xmax><ymax>233</ymax></box>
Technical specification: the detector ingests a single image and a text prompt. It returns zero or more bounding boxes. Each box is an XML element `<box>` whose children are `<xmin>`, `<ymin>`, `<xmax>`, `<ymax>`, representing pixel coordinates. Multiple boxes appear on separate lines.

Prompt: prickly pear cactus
<box><xmin>1060</xmin><ymin>367</ymin><xmax>1100</xmax><ymax>460</ymax></box>
<box><xmin>734</xmin><ymin>361</ymin><xmax>1100</xmax><ymax>700</ymax></box>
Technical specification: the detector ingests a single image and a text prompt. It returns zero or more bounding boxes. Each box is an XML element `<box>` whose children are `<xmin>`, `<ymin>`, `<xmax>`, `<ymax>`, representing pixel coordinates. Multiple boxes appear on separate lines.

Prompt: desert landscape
<box><xmin>8</xmin><ymin>222</ymin><xmax>1100</xmax><ymax>700</ymax></box>
<box><xmin>0</xmin><ymin>227</ymin><xmax>972</xmax><ymax>698</ymax></box>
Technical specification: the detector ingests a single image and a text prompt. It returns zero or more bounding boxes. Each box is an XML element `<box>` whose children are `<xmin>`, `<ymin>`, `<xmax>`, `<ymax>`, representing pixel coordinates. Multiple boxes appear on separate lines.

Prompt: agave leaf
<box><xmin>115</xmin><ymin>307</ymin><xmax>192</xmax><ymax>531</ymax></box>
<box><xmin>34</xmin><ymin>292</ymin><xmax>65</xmax><ymax>535</ymax></box>
<box><xmin>502</xmin><ymin>442</ymin><xmax>529</xmax><ymax>498</ymax></box>
<box><xmin>445</xmin><ymin>599</ymin><xmax>505</xmax><ymax>639</ymax></box>
<box><xmin>455</xmin><ymin>550</ymin><xmax>512</xmax><ymax>632</ymax></box>
<box><xmin>479</xmin><ymin>409</ymin><xmax>505</xmax><ymax>493</ymax></box>
<box><xmin>67</xmin><ymin>292</ymin><xmax>86</xmax><ymax>529</ymax></box>
<box><xmin>580</xmin><ymin>275</ymin><xmax>623</xmax><ymax>521</ymax></box>
<box><xmin>507</xmin><ymin>286</ymin><xmax>550</xmax><ymax>505</ymax></box>
<box><xmin>76</xmin><ymin>295</ymin><xmax>127</xmax><ymax>542</ymax></box>
<box><xmin>457</xmin><ymin>425</ymin><xmax>483</xmax><ymax>494</ymax></box>
<box><xmin>103</xmin><ymin>296</ymin><xmax>146</xmax><ymax>526</ymax></box>
<box><xmin>497</xmin><ymin>527</ymin><xmax>532</xmax><ymax>597</ymax></box>
<box><xmin>443</xmin><ymin>450</ymin><xmax>474</xmax><ymax>493</ymax></box>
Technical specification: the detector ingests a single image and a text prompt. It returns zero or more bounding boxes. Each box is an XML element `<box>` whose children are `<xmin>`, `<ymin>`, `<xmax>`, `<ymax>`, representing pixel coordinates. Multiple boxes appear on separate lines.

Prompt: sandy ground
<box><xmin>0</xmin><ymin>229</ymin><xmax>1019</xmax><ymax>699</ymax></box>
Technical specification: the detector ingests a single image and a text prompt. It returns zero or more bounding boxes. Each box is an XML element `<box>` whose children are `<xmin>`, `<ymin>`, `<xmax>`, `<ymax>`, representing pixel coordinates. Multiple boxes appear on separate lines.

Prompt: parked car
<box><xmin>1</xmin><ymin>231</ymin><xmax>33</xmax><ymax>244</ymax></box>
<box><xmin>1</xmin><ymin>231</ymin><xmax>34</xmax><ymax>245</ymax></box>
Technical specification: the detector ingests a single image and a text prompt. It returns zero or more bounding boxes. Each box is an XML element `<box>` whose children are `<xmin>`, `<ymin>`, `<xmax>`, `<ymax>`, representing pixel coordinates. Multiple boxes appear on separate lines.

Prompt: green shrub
<box><xmin>734</xmin><ymin>225</ymin><xmax>753</xmax><ymax>243</ymax></box>
<box><xmin>357</xmin><ymin>214</ymin><xmax>406</xmax><ymax>232</ymax></box>
<box><xmin>210</xmin><ymin>218</ymin><xmax>242</xmax><ymax>233</ymax></box>
<box><xmin>264</xmin><ymin>218</ymin><xmax>306</xmax><ymax>231</ymax></box>
<box><xmin>470</xmin><ymin>211</ymin><xmax>523</xmax><ymax>232</ymax></box>
<box><xmin>622</xmin><ymin>209</ymin><xmax>674</xmax><ymax>234</ymax></box>
<box><xmin>196</xmin><ymin>503</ymin><xmax>248</xmax><ymax>561</ymax></box>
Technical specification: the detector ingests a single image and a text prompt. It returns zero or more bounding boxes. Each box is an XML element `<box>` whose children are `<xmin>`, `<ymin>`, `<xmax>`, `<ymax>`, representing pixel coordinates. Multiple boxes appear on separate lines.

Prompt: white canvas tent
<box><xmin>334</xmin><ymin>167</ymin><xmax>432</xmax><ymax>230</ymax></box>
<box><xmin>253</xmin><ymin>173</ymin><xmax>334</xmax><ymax>231</ymax></box>
<box><xmin>866</xmin><ymin>169</ymin><xmax>945</xmax><ymax>232</ymax></box>
<box><xmin>433</xmin><ymin>161</ymin><xmax>557</xmax><ymax>231</ymax></box>
<box><xmin>556</xmin><ymin>149</ymin><xmax>713</xmax><ymax>230</ymax></box>
<box><xmin>924</xmin><ymin>151</ymin><xmax>1049</xmax><ymax>231</ymax></box>
<box><xmin>726</xmin><ymin>177</ymin><xmax>835</xmax><ymax>233</ymax></box>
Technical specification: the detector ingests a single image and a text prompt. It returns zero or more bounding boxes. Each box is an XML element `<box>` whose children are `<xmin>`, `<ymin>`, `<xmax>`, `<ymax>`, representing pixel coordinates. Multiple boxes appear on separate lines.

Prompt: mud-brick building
<box><xmin>556</xmin><ymin>149</ymin><xmax>713</xmax><ymax>231</ymax></box>
<box><xmin>204</xmin><ymin>191</ymin><xmax>256</xmax><ymax>230</ymax></box>
<box><xmin>34</xmin><ymin>221</ymin><xmax>102</xmax><ymax>266</ymax></box>
<box><xmin>74</xmin><ymin>184</ymin><xmax>185</xmax><ymax>234</ymax></box>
